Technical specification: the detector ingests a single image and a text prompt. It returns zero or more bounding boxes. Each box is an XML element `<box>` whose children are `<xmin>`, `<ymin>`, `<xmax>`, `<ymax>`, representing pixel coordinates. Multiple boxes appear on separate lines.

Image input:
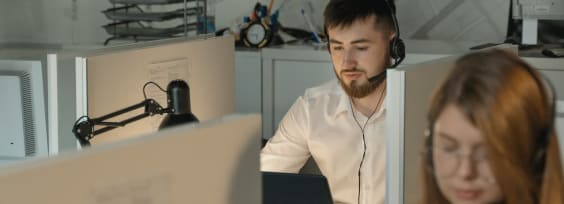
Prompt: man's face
<box><xmin>327</xmin><ymin>16</ymin><xmax>392</xmax><ymax>98</ymax></box>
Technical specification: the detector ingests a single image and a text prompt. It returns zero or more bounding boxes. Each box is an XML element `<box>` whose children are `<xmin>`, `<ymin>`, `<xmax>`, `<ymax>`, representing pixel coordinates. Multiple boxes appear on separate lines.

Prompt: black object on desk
<box><xmin>262</xmin><ymin>171</ymin><xmax>333</xmax><ymax>204</ymax></box>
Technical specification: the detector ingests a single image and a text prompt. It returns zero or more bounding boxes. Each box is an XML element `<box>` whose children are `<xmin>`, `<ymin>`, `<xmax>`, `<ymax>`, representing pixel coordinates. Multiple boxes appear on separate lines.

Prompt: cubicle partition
<box><xmin>0</xmin><ymin>114</ymin><xmax>262</xmax><ymax>204</ymax></box>
<box><xmin>386</xmin><ymin>55</ymin><xmax>459</xmax><ymax>204</ymax></box>
<box><xmin>74</xmin><ymin>36</ymin><xmax>235</xmax><ymax>145</ymax></box>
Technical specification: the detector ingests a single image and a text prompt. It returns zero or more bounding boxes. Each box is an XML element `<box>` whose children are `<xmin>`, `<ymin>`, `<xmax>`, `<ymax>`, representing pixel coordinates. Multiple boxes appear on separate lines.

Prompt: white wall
<box><xmin>0</xmin><ymin>0</ymin><xmax>110</xmax><ymax>46</ymax></box>
<box><xmin>397</xmin><ymin>0</ymin><xmax>509</xmax><ymax>42</ymax></box>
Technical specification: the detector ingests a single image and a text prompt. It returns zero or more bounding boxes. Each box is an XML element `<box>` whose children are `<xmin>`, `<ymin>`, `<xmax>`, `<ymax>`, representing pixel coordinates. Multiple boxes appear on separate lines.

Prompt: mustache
<box><xmin>340</xmin><ymin>67</ymin><xmax>366</xmax><ymax>74</ymax></box>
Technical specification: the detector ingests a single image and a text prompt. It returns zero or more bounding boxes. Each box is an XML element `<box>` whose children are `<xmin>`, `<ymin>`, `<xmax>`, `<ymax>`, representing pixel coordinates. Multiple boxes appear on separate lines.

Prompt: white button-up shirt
<box><xmin>261</xmin><ymin>80</ymin><xmax>386</xmax><ymax>204</ymax></box>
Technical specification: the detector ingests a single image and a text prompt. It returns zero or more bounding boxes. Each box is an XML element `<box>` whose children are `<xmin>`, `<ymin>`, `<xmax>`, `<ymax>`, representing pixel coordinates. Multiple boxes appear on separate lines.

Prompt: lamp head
<box><xmin>159</xmin><ymin>79</ymin><xmax>199</xmax><ymax>129</ymax></box>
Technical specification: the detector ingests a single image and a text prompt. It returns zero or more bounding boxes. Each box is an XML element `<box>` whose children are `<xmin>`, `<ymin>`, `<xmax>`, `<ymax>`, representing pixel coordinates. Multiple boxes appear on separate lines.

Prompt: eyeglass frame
<box><xmin>423</xmin><ymin>129</ymin><xmax>498</xmax><ymax>182</ymax></box>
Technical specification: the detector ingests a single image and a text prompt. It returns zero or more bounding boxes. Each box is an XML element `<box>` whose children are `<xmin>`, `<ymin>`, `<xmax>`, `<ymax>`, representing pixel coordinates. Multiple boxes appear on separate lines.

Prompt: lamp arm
<box><xmin>72</xmin><ymin>99</ymin><xmax>169</xmax><ymax>147</ymax></box>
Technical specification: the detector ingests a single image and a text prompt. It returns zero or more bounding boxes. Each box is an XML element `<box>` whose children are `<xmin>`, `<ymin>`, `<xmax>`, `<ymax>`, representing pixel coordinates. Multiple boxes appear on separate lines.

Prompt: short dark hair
<box><xmin>323</xmin><ymin>0</ymin><xmax>395</xmax><ymax>35</ymax></box>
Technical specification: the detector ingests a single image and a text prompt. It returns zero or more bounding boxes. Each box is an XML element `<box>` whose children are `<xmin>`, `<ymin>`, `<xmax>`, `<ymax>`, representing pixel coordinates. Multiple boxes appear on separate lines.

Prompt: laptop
<box><xmin>262</xmin><ymin>171</ymin><xmax>333</xmax><ymax>204</ymax></box>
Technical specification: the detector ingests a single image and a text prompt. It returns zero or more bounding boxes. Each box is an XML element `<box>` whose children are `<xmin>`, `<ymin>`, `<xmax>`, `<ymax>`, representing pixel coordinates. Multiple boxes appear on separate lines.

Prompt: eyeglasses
<box><xmin>432</xmin><ymin>142</ymin><xmax>494</xmax><ymax>179</ymax></box>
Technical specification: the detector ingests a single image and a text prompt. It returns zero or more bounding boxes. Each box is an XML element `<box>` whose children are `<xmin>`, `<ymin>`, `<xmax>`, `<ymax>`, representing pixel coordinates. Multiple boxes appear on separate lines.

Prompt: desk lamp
<box><xmin>72</xmin><ymin>79</ymin><xmax>199</xmax><ymax>147</ymax></box>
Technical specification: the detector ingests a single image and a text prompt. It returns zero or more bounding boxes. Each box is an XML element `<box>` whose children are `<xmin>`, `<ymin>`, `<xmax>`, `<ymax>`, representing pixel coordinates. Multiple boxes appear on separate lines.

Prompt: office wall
<box><xmin>0</xmin><ymin>0</ymin><xmax>110</xmax><ymax>46</ymax></box>
<box><xmin>397</xmin><ymin>0</ymin><xmax>509</xmax><ymax>42</ymax></box>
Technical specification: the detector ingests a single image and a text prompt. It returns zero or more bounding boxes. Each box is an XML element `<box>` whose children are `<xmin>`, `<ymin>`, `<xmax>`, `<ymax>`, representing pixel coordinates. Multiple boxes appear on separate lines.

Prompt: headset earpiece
<box><xmin>385</xmin><ymin>0</ymin><xmax>405</xmax><ymax>68</ymax></box>
<box><xmin>389</xmin><ymin>37</ymin><xmax>405</xmax><ymax>67</ymax></box>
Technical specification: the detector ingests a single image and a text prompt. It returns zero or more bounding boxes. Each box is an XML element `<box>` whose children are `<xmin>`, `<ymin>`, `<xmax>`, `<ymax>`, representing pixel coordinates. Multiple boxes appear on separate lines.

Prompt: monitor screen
<box><xmin>262</xmin><ymin>171</ymin><xmax>333</xmax><ymax>204</ymax></box>
<box><xmin>0</xmin><ymin>60</ymin><xmax>48</xmax><ymax>162</ymax></box>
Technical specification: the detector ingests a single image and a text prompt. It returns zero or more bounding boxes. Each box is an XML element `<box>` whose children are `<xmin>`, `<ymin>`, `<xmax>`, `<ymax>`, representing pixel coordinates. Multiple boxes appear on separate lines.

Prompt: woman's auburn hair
<box><xmin>421</xmin><ymin>49</ymin><xmax>564</xmax><ymax>204</ymax></box>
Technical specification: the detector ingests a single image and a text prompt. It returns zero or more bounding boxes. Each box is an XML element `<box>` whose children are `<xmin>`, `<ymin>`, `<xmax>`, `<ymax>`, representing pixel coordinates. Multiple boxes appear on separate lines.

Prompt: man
<box><xmin>261</xmin><ymin>0</ymin><xmax>401</xmax><ymax>203</ymax></box>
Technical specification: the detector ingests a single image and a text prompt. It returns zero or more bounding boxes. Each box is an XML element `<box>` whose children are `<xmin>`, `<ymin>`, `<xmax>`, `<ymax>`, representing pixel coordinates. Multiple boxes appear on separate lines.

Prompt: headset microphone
<box><xmin>367</xmin><ymin>71</ymin><xmax>387</xmax><ymax>85</ymax></box>
<box><xmin>368</xmin><ymin>0</ymin><xmax>404</xmax><ymax>86</ymax></box>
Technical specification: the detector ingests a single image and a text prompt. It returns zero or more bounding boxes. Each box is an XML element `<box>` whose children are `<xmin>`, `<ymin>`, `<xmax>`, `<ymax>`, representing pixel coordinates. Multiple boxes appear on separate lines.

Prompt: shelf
<box><xmin>103</xmin><ymin>0</ymin><xmax>205</xmax><ymax>45</ymax></box>
<box><xmin>103</xmin><ymin>21</ymin><xmax>198</xmax><ymax>36</ymax></box>
<box><xmin>103</xmin><ymin>6</ymin><xmax>202</xmax><ymax>21</ymax></box>
<box><xmin>109</xmin><ymin>0</ymin><xmax>186</xmax><ymax>5</ymax></box>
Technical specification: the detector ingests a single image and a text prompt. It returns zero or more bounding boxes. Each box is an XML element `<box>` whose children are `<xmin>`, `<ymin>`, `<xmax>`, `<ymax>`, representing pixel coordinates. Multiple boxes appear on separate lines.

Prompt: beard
<box><xmin>335</xmin><ymin>67</ymin><xmax>380</xmax><ymax>98</ymax></box>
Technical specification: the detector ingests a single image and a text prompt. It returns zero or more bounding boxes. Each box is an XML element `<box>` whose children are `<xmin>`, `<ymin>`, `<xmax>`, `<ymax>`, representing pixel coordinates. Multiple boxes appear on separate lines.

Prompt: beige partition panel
<box><xmin>403</xmin><ymin>56</ymin><xmax>458</xmax><ymax>204</ymax></box>
<box><xmin>0</xmin><ymin>114</ymin><xmax>261</xmax><ymax>204</ymax></box>
<box><xmin>85</xmin><ymin>36</ymin><xmax>235</xmax><ymax>144</ymax></box>
<box><xmin>387</xmin><ymin>55</ymin><xmax>458</xmax><ymax>204</ymax></box>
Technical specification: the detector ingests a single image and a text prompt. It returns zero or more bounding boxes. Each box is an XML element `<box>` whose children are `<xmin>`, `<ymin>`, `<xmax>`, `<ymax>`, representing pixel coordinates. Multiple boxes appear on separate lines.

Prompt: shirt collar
<box><xmin>333</xmin><ymin>83</ymin><xmax>387</xmax><ymax>118</ymax></box>
<box><xmin>334</xmin><ymin>85</ymin><xmax>350</xmax><ymax>118</ymax></box>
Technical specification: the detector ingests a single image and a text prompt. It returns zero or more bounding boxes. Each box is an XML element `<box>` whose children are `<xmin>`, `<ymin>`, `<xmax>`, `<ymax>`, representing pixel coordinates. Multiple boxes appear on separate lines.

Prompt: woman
<box><xmin>421</xmin><ymin>49</ymin><xmax>563</xmax><ymax>204</ymax></box>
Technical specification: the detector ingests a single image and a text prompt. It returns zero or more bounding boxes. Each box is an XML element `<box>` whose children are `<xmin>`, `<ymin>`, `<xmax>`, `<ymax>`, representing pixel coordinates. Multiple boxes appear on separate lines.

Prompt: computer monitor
<box><xmin>262</xmin><ymin>171</ymin><xmax>333</xmax><ymax>204</ymax></box>
<box><xmin>512</xmin><ymin>0</ymin><xmax>564</xmax><ymax>20</ymax></box>
<box><xmin>512</xmin><ymin>0</ymin><xmax>564</xmax><ymax>44</ymax></box>
<box><xmin>0</xmin><ymin>114</ymin><xmax>261</xmax><ymax>203</ymax></box>
<box><xmin>0</xmin><ymin>60</ymin><xmax>48</xmax><ymax>163</ymax></box>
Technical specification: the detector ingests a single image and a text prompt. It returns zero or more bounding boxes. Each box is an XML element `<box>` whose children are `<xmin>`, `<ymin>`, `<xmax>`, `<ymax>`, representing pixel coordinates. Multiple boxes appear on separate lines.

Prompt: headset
<box><xmin>364</xmin><ymin>0</ymin><xmax>405</xmax><ymax>86</ymax></box>
<box><xmin>385</xmin><ymin>0</ymin><xmax>405</xmax><ymax>69</ymax></box>
<box><xmin>424</xmin><ymin>56</ymin><xmax>557</xmax><ymax>186</ymax></box>
<box><xmin>325</xmin><ymin>0</ymin><xmax>405</xmax><ymax>69</ymax></box>
<box><xmin>325</xmin><ymin>0</ymin><xmax>405</xmax><ymax>86</ymax></box>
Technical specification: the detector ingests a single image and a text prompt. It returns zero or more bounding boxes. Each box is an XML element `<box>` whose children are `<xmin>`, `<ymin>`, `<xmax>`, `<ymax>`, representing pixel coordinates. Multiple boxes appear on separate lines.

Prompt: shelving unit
<box><xmin>102</xmin><ymin>0</ymin><xmax>206</xmax><ymax>45</ymax></box>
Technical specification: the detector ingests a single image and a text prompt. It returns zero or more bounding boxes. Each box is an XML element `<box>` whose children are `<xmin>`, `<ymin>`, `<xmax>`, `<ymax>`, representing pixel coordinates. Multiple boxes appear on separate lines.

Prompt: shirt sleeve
<box><xmin>260</xmin><ymin>96</ymin><xmax>311</xmax><ymax>173</ymax></box>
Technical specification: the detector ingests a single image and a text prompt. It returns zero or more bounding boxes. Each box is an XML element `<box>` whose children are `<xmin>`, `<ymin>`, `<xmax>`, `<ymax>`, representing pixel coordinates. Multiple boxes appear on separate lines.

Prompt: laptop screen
<box><xmin>262</xmin><ymin>171</ymin><xmax>333</xmax><ymax>204</ymax></box>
